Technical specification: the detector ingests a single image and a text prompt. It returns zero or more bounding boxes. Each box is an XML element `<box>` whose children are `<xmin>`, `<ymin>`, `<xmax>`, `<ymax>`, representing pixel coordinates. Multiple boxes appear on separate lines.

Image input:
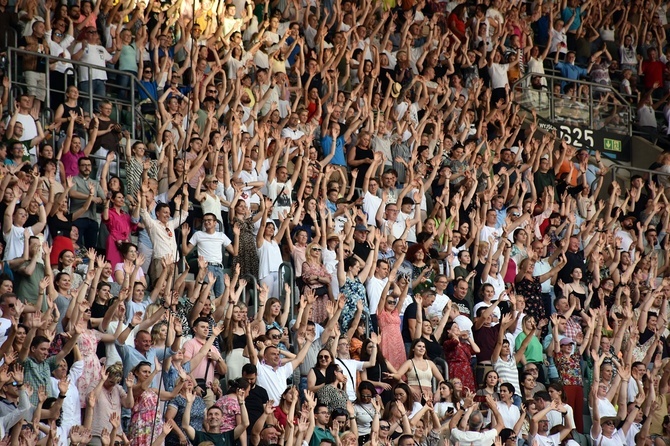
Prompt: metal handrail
<box><xmin>6</xmin><ymin>47</ymin><xmax>159</xmax><ymax>141</ymax></box>
<box><xmin>1</xmin><ymin>28</ymin><xmax>17</xmax><ymax>50</ymax></box>
<box><xmin>511</xmin><ymin>71</ymin><xmax>633</xmax><ymax>137</ymax></box>
<box><xmin>277</xmin><ymin>262</ymin><xmax>295</xmax><ymax>323</ymax></box>
<box><xmin>610</xmin><ymin>165</ymin><xmax>670</xmax><ymax>183</ymax></box>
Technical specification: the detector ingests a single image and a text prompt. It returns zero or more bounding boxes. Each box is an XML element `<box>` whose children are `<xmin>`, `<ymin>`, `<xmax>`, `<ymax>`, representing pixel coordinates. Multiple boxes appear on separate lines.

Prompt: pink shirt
<box><xmin>183</xmin><ymin>337</ymin><xmax>218</xmax><ymax>383</ymax></box>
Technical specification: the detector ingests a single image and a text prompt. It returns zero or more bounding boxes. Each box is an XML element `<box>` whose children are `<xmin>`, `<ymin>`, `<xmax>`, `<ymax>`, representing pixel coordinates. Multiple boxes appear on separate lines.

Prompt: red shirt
<box><xmin>642</xmin><ymin>59</ymin><xmax>665</xmax><ymax>89</ymax></box>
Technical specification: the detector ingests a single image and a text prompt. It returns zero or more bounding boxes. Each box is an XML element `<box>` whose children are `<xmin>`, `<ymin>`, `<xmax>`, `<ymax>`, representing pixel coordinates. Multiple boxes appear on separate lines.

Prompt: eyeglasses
<box><xmin>360</xmin><ymin>394</ymin><xmax>373</xmax><ymax>399</ymax></box>
<box><xmin>386</xmin><ymin>300</ymin><xmax>397</xmax><ymax>305</ymax></box>
<box><xmin>344</xmin><ymin>249</ymin><xmax>351</xmax><ymax>254</ymax></box>
<box><xmin>54</xmin><ymin>32</ymin><xmax>63</xmax><ymax>37</ymax></box>
<box><xmin>84</xmin><ymin>308</ymin><xmax>91</xmax><ymax>313</ymax></box>
<box><xmin>318</xmin><ymin>355</ymin><xmax>330</xmax><ymax>360</ymax></box>
<box><xmin>5</xmin><ymin>303</ymin><xmax>14</xmax><ymax>308</ymax></box>
<box><xmin>207</xmin><ymin>89</ymin><xmax>217</xmax><ymax>93</ymax></box>
<box><xmin>144</xmin><ymin>70</ymin><xmax>152</xmax><ymax>73</ymax></box>
<box><xmin>603</xmin><ymin>421</ymin><xmax>615</xmax><ymax>426</ymax></box>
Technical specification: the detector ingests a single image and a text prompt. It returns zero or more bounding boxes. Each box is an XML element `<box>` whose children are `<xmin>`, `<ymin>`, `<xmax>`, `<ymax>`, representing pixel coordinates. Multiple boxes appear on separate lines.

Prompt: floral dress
<box><xmin>340</xmin><ymin>277</ymin><xmax>373</xmax><ymax>333</ymax></box>
<box><xmin>516</xmin><ymin>277</ymin><xmax>545</xmax><ymax>321</ymax></box>
<box><xmin>303</xmin><ymin>261</ymin><xmax>330</xmax><ymax>324</ymax></box>
<box><xmin>76</xmin><ymin>329</ymin><xmax>103</xmax><ymax>407</ymax></box>
<box><xmin>232</xmin><ymin>217</ymin><xmax>259</xmax><ymax>279</ymax></box>
<box><xmin>377</xmin><ymin>308</ymin><xmax>406</xmax><ymax>370</ymax></box>
<box><xmin>129</xmin><ymin>389</ymin><xmax>163</xmax><ymax>446</ymax></box>
<box><xmin>214</xmin><ymin>395</ymin><xmax>240</xmax><ymax>433</ymax></box>
<box><xmin>166</xmin><ymin>395</ymin><xmax>206</xmax><ymax>446</ymax></box>
<box><xmin>443</xmin><ymin>338</ymin><xmax>476</xmax><ymax>392</ymax></box>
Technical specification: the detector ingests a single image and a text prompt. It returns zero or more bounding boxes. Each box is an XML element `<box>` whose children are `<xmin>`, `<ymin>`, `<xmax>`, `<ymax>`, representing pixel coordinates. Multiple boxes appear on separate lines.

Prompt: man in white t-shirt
<box><xmin>361</xmin><ymin>154</ymin><xmax>384</xmax><ymax>226</ymax></box>
<box><xmin>336</xmin><ymin>334</ymin><xmax>378</xmax><ymax>401</ymax></box>
<box><xmin>480</xmin><ymin>209</ymin><xmax>503</xmax><ymax>252</ymax></box>
<box><xmin>252</xmin><ymin>332</ymin><xmax>315</xmax><ymax>406</ymax></box>
<box><xmin>267</xmin><ymin>155</ymin><xmax>302</xmax><ymax>220</ymax></box>
<box><xmin>591</xmin><ymin>390</ymin><xmax>642</xmax><ymax>446</ymax></box>
<box><xmin>529</xmin><ymin>399</ymin><xmax>574</xmax><ymax>446</ymax></box>
<box><xmin>449</xmin><ymin>395</ymin><xmax>505</xmax><ymax>446</ymax></box>
<box><xmin>3</xmin><ymin>193</ymin><xmax>46</xmax><ymax>262</ymax></box>
<box><xmin>182</xmin><ymin>213</ymin><xmax>239</xmax><ymax>297</ymax></box>
<box><xmin>427</xmin><ymin>274</ymin><xmax>451</xmax><ymax>316</ymax></box>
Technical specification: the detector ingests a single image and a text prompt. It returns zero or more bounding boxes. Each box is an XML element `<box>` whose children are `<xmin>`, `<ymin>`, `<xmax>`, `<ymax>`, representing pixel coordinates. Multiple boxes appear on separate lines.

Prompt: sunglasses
<box><xmin>54</xmin><ymin>32</ymin><xmax>63</xmax><ymax>37</ymax></box>
<box><xmin>312</xmin><ymin>248</ymin><xmax>322</xmax><ymax>252</ymax></box>
<box><xmin>318</xmin><ymin>355</ymin><xmax>330</xmax><ymax>360</ymax></box>
<box><xmin>380</xmin><ymin>425</ymin><xmax>391</xmax><ymax>431</ymax></box>
<box><xmin>271</xmin><ymin>335</ymin><xmax>281</xmax><ymax>339</ymax></box>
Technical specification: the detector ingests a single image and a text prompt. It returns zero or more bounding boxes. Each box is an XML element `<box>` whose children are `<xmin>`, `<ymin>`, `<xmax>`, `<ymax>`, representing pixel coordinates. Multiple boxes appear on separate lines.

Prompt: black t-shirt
<box><xmin>353</xmin><ymin>240</ymin><xmax>372</xmax><ymax>261</ymax></box>
<box><xmin>192</xmin><ymin>430</ymin><xmax>234</xmax><ymax>446</ymax></box>
<box><xmin>401</xmin><ymin>302</ymin><xmax>426</xmax><ymax>343</ymax></box>
<box><xmin>245</xmin><ymin>385</ymin><xmax>269</xmax><ymax>434</ymax></box>
<box><xmin>48</xmin><ymin>214</ymin><xmax>73</xmax><ymax>239</ymax></box>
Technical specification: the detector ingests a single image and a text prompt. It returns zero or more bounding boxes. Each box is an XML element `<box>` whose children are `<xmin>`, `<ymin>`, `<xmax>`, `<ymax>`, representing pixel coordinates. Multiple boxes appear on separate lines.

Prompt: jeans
<box><xmin>74</xmin><ymin>218</ymin><xmax>99</xmax><ymax>249</ymax></box>
<box><xmin>207</xmin><ymin>264</ymin><xmax>225</xmax><ymax>297</ymax></box>
<box><xmin>117</xmin><ymin>70</ymin><xmax>136</xmax><ymax>100</ymax></box>
<box><xmin>79</xmin><ymin>79</ymin><xmax>106</xmax><ymax>111</ymax></box>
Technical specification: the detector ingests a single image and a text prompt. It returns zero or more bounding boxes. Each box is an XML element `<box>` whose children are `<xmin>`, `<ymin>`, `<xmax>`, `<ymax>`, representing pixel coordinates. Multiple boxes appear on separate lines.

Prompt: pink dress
<box><xmin>76</xmin><ymin>329</ymin><xmax>103</xmax><ymax>407</ymax></box>
<box><xmin>377</xmin><ymin>308</ymin><xmax>406</xmax><ymax>370</ymax></box>
<box><xmin>103</xmin><ymin>208</ymin><xmax>137</xmax><ymax>266</ymax></box>
<box><xmin>129</xmin><ymin>389</ymin><xmax>163</xmax><ymax>446</ymax></box>
<box><xmin>214</xmin><ymin>395</ymin><xmax>240</xmax><ymax>433</ymax></box>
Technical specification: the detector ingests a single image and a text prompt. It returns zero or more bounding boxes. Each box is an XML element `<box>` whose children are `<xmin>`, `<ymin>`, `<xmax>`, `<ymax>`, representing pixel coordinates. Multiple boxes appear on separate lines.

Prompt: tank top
<box><xmin>407</xmin><ymin>359</ymin><xmax>433</xmax><ymax>389</ymax></box>
<box><xmin>258</xmin><ymin>239</ymin><xmax>281</xmax><ymax>279</ymax></box>
<box><xmin>61</xmin><ymin>103</ymin><xmax>87</xmax><ymax>137</ymax></box>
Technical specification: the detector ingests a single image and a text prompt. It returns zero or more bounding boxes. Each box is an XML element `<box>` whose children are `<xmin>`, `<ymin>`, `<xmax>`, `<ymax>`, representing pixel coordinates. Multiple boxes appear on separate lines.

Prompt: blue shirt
<box><xmin>562</xmin><ymin>7</ymin><xmax>583</xmax><ymax>31</ymax></box>
<box><xmin>320</xmin><ymin>135</ymin><xmax>347</xmax><ymax>166</ymax></box>
<box><xmin>555</xmin><ymin>62</ymin><xmax>588</xmax><ymax>90</ymax></box>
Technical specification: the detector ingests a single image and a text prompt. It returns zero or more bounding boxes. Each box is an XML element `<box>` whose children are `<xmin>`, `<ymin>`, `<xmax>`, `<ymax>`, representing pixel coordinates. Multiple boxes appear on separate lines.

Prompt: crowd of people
<box><xmin>1</xmin><ymin>0</ymin><xmax>670</xmax><ymax>444</ymax></box>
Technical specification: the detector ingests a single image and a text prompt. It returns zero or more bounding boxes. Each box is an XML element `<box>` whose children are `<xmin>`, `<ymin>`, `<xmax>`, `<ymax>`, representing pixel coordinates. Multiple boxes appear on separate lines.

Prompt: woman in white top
<box><xmin>549</xmin><ymin>15</ymin><xmax>576</xmax><ymax>58</ymax></box>
<box><xmin>196</xmin><ymin>173</ymin><xmax>225</xmax><ymax>224</ymax></box>
<box><xmin>526</xmin><ymin>34</ymin><xmax>553</xmax><ymax>86</ymax></box>
<box><xmin>589</xmin><ymin>351</ymin><xmax>624</xmax><ymax>418</ymax></box>
<box><xmin>257</xmin><ymin>206</ymin><xmax>291</xmax><ymax>299</ymax></box>
<box><xmin>481</xmin><ymin>239</ymin><xmax>511</xmax><ymax>301</ymax></box>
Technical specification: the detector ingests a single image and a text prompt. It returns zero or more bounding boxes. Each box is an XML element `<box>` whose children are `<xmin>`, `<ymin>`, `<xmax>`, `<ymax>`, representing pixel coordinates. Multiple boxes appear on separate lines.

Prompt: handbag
<box><xmin>411</xmin><ymin>359</ymin><xmax>427</xmax><ymax>405</ymax></box>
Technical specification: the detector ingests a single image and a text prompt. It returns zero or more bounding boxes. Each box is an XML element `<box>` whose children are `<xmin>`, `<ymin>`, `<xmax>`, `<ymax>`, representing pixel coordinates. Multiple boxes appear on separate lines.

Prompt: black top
<box><xmin>401</xmin><ymin>302</ymin><xmax>426</xmax><ymax>343</ymax></box>
<box><xmin>245</xmin><ymin>385</ymin><xmax>269</xmax><ymax>434</ymax></box>
<box><xmin>48</xmin><ymin>213</ymin><xmax>73</xmax><ymax>238</ymax></box>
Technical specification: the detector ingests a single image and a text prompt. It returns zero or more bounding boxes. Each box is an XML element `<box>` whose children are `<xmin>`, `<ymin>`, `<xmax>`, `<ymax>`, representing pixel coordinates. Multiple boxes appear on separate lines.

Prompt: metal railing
<box><xmin>511</xmin><ymin>72</ymin><xmax>633</xmax><ymax>138</ymax></box>
<box><xmin>610</xmin><ymin>165</ymin><xmax>670</xmax><ymax>184</ymax></box>
<box><xmin>278</xmin><ymin>261</ymin><xmax>296</xmax><ymax>323</ymax></box>
<box><xmin>241</xmin><ymin>274</ymin><xmax>259</xmax><ymax>314</ymax></box>
<box><xmin>6</xmin><ymin>47</ymin><xmax>159</xmax><ymax>143</ymax></box>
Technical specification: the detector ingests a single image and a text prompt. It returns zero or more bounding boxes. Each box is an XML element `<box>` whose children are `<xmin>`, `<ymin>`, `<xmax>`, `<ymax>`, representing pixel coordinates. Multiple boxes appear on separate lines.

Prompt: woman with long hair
<box><xmin>302</xmin><ymin>241</ymin><xmax>332</xmax><ymax>323</ymax></box>
<box><xmin>128</xmin><ymin>361</ymin><xmax>184</xmax><ymax>446</ymax></box>
<box><xmin>386</xmin><ymin>339</ymin><xmax>445</xmax><ymax>404</ymax></box>
<box><xmin>391</xmin><ymin>382</ymin><xmax>422</xmax><ymax>417</ymax></box>
<box><xmin>307</xmin><ymin>348</ymin><xmax>333</xmax><ymax>393</ymax></box>
<box><xmin>354</xmin><ymin>381</ymin><xmax>381</xmax><ymax>446</ymax></box>
<box><xmin>261</xmin><ymin>296</ymin><xmax>290</xmax><ymax>333</ymax></box>
<box><xmin>360</xmin><ymin>338</ymin><xmax>397</xmax><ymax>405</ymax></box>
<box><xmin>442</xmin><ymin>322</ymin><xmax>480</xmax><ymax>393</ymax></box>
<box><xmin>338</xmin><ymin>237</ymin><xmax>379</xmax><ymax>333</ymax></box>
<box><xmin>410</xmin><ymin>407</ymin><xmax>441</xmax><ymax>446</ymax></box>
<box><xmin>230</xmin><ymin>196</ymin><xmax>261</xmax><ymax>279</ymax></box>
<box><xmin>476</xmin><ymin>370</ymin><xmax>501</xmax><ymax>403</ymax></box>
<box><xmin>214</xmin><ymin>378</ymin><xmax>251</xmax><ymax>433</ymax></box>
<box><xmin>273</xmin><ymin>385</ymin><xmax>300</xmax><ymax>428</ymax></box>
<box><xmin>290</xmin><ymin>228</ymin><xmax>309</xmax><ymax>278</ymax></box>
<box><xmin>102</xmin><ymin>191</ymin><xmax>138</xmax><ymax>268</ymax></box>
<box><xmin>113</xmin><ymin>243</ymin><xmax>147</xmax><ymax>287</ymax></box>
<box><xmin>257</xmin><ymin>199</ymin><xmax>291</xmax><ymax>299</ymax></box>
<box><xmin>381</xmin><ymin>399</ymin><xmax>413</xmax><ymax>442</ymax></box>
<box><xmin>223</xmin><ymin>300</ymin><xmax>250</xmax><ymax>381</ymax></box>
<box><xmin>515</xmin><ymin>255</ymin><xmax>566</xmax><ymax>322</ymax></box>
<box><xmin>433</xmin><ymin>381</ymin><xmax>458</xmax><ymax>425</ymax></box>
<box><xmin>316</xmin><ymin>363</ymin><xmax>349</xmax><ymax>412</ymax></box>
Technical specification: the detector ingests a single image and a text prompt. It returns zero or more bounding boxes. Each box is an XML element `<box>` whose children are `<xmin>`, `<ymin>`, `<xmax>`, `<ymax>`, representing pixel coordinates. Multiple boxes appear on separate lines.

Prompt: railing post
<box><xmin>277</xmin><ymin>262</ymin><xmax>295</xmax><ymax>323</ymax></box>
<box><xmin>88</xmin><ymin>66</ymin><xmax>93</xmax><ymax>116</ymax></box>
<box><xmin>44</xmin><ymin>54</ymin><xmax>50</xmax><ymax>112</ymax></box>
<box><xmin>241</xmin><ymin>274</ymin><xmax>259</xmax><ymax>314</ymax></box>
<box><xmin>588</xmin><ymin>87</ymin><xmax>594</xmax><ymax>131</ymax></box>
<box><xmin>131</xmin><ymin>77</ymin><xmax>136</xmax><ymax>140</ymax></box>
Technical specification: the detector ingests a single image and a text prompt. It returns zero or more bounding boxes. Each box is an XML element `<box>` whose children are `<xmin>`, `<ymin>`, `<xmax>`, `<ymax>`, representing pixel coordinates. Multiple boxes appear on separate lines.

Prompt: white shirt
<box><xmin>590</xmin><ymin>428</ymin><xmax>626</xmax><ymax>446</ymax></box>
<box><xmin>257</xmin><ymin>361</ymin><xmax>294</xmax><ymax>406</ymax></box>
<box><xmin>488</xmin><ymin>63</ymin><xmax>510</xmax><ymax>89</ymax></box>
<box><xmin>427</xmin><ymin>292</ymin><xmax>450</xmax><ymax>317</ymax></box>
<box><xmin>336</xmin><ymin>358</ymin><xmax>364</xmax><ymax>401</ymax></box>
<box><xmin>50</xmin><ymin>360</ymin><xmax>84</xmax><ymax>445</ymax></box>
<box><xmin>189</xmin><ymin>231</ymin><xmax>232</xmax><ymax>264</ymax></box>
<box><xmin>450</xmin><ymin>428</ymin><xmax>498</xmax><ymax>446</ymax></box>
<box><xmin>362</xmin><ymin>191</ymin><xmax>382</xmax><ymax>227</ymax></box>
<box><xmin>3</xmin><ymin>226</ymin><xmax>32</xmax><ymax>262</ymax></box>
<box><xmin>72</xmin><ymin>43</ymin><xmax>112</xmax><ymax>81</ymax></box>
<box><xmin>366</xmin><ymin>276</ymin><xmax>388</xmax><ymax>315</ymax></box>
<box><xmin>534</xmin><ymin>432</ymin><xmax>561</xmax><ymax>446</ymax></box>
<box><xmin>496</xmin><ymin>401</ymin><xmax>521</xmax><ymax>429</ymax></box>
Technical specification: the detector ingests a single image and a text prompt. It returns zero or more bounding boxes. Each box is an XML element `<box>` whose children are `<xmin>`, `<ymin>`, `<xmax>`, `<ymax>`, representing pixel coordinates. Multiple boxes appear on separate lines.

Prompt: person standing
<box><xmin>68</xmin><ymin>157</ymin><xmax>106</xmax><ymax>248</ymax></box>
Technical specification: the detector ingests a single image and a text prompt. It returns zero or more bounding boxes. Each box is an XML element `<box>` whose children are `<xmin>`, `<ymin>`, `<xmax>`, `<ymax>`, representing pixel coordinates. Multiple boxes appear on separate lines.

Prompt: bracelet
<box><xmin>84</xmin><ymin>282</ymin><xmax>91</xmax><ymax>287</ymax></box>
<box><xmin>128</xmin><ymin>323</ymin><xmax>136</xmax><ymax>330</ymax></box>
<box><xmin>38</xmin><ymin>203</ymin><xmax>44</xmax><ymax>207</ymax></box>
<box><xmin>175</xmin><ymin>333</ymin><xmax>183</xmax><ymax>337</ymax></box>
<box><xmin>259</xmin><ymin>304</ymin><xmax>265</xmax><ymax>306</ymax></box>
<box><xmin>58</xmin><ymin>394</ymin><xmax>66</xmax><ymax>399</ymax></box>
<box><xmin>634</xmin><ymin>404</ymin><xmax>641</xmax><ymax>409</ymax></box>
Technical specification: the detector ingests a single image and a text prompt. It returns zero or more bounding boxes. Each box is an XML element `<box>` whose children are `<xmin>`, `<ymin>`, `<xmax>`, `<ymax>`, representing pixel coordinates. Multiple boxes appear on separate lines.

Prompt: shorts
<box><xmin>24</xmin><ymin>71</ymin><xmax>46</xmax><ymax>102</ymax></box>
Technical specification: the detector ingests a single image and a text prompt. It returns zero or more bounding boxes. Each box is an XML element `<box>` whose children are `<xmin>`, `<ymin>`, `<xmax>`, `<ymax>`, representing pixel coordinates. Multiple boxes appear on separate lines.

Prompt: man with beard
<box><xmin>616</xmin><ymin>214</ymin><xmax>638</xmax><ymax>252</ymax></box>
